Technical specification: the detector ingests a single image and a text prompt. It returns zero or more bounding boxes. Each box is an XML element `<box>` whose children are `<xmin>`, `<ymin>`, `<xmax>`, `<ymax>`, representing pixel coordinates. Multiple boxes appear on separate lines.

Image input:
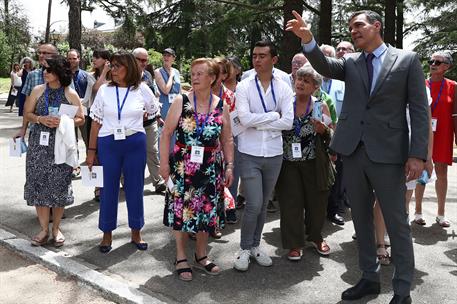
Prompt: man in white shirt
<box><xmin>234</xmin><ymin>41</ymin><xmax>294</xmax><ymax>271</ymax></box>
<box><xmin>132</xmin><ymin>47</ymin><xmax>166</xmax><ymax>193</ymax></box>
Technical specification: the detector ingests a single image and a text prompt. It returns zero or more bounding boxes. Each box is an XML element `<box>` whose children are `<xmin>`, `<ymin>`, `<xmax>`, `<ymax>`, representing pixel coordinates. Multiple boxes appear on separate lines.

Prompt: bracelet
<box><xmin>225</xmin><ymin>162</ymin><xmax>234</xmax><ymax>166</ymax></box>
<box><xmin>87</xmin><ymin>147</ymin><xmax>97</xmax><ymax>151</ymax></box>
<box><xmin>452</xmin><ymin>113</ymin><xmax>457</xmax><ymax>117</ymax></box>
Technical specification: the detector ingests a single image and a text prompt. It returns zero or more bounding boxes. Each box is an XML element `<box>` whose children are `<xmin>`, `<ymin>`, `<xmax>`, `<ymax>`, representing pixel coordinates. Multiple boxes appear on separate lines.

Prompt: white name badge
<box><xmin>114</xmin><ymin>125</ymin><xmax>126</xmax><ymax>140</ymax></box>
<box><xmin>431</xmin><ymin>118</ymin><xmax>437</xmax><ymax>132</ymax></box>
<box><xmin>39</xmin><ymin>131</ymin><xmax>50</xmax><ymax>146</ymax></box>
<box><xmin>81</xmin><ymin>166</ymin><xmax>104</xmax><ymax>187</ymax></box>
<box><xmin>292</xmin><ymin>143</ymin><xmax>302</xmax><ymax>158</ymax></box>
<box><xmin>190</xmin><ymin>146</ymin><xmax>204</xmax><ymax>164</ymax></box>
<box><xmin>230</xmin><ymin>110</ymin><xmax>247</xmax><ymax>137</ymax></box>
<box><xmin>169</xmin><ymin>93</ymin><xmax>177</xmax><ymax>104</ymax></box>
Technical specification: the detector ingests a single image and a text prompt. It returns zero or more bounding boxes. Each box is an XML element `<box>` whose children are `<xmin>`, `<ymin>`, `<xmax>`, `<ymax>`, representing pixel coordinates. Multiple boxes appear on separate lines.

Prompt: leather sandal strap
<box><xmin>204</xmin><ymin>262</ymin><xmax>217</xmax><ymax>272</ymax></box>
<box><xmin>176</xmin><ymin>267</ymin><xmax>192</xmax><ymax>275</ymax></box>
<box><xmin>195</xmin><ymin>255</ymin><xmax>208</xmax><ymax>263</ymax></box>
<box><xmin>175</xmin><ymin>258</ymin><xmax>188</xmax><ymax>265</ymax></box>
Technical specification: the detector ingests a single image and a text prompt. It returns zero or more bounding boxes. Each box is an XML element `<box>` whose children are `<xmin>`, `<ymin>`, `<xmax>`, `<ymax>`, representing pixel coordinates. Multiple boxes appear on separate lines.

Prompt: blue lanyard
<box><xmin>255</xmin><ymin>75</ymin><xmax>277</xmax><ymax>113</ymax></box>
<box><xmin>44</xmin><ymin>85</ymin><xmax>64</xmax><ymax>115</ymax></box>
<box><xmin>116</xmin><ymin>85</ymin><xmax>131</xmax><ymax>122</ymax></box>
<box><xmin>323</xmin><ymin>79</ymin><xmax>332</xmax><ymax>94</ymax></box>
<box><xmin>218</xmin><ymin>86</ymin><xmax>223</xmax><ymax>99</ymax></box>
<box><xmin>427</xmin><ymin>79</ymin><xmax>445</xmax><ymax>114</ymax></box>
<box><xmin>293</xmin><ymin>96</ymin><xmax>312</xmax><ymax>136</ymax></box>
<box><xmin>73</xmin><ymin>71</ymin><xmax>83</xmax><ymax>97</ymax></box>
<box><xmin>193</xmin><ymin>93</ymin><xmax>213</xmax><ymax>139</ymax></box>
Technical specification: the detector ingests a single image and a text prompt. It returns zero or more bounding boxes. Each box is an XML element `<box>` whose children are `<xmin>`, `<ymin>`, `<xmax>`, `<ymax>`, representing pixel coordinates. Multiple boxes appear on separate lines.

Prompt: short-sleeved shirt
<box><xmin>90</xmin><ymin>83</ymin><xmax>160</xmax><ymax>137</ymax></box>
<box><xmin>21</xmin><ymin>69</ymin><xmax>44</xmax><ymax>96</ymax></box>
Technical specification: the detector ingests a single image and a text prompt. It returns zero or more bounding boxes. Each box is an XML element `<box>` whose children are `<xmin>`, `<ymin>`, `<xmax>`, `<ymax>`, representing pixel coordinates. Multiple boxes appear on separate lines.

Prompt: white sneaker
<box><xmin>234</xmin><ymin>249</ymin><xmax>251</xmax><ymax>271</ymax></box>
<box><xmin>250</xmin><ymin>246</ymin><xmax>273</xmax><ymax>267</ymax></box>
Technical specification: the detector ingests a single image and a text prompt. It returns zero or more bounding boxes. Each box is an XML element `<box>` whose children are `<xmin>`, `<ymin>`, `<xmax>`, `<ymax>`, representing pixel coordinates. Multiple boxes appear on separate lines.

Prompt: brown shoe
<box><xmin>311</xmin><ymin>240</ymin><xmax>330</xmax><ymax>256</ymax></box>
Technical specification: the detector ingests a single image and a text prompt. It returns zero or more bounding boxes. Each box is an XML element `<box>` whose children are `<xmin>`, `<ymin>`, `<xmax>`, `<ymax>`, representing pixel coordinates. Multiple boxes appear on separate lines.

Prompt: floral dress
<box><xmin>24</xmin><ymin>86</ymin><xmax>74</xmax><ymax>207</ymax></box>
<box><xmin>163</xmin><ymin>94</ymin><xmax>225</xmax><ymax>233</ymax></box>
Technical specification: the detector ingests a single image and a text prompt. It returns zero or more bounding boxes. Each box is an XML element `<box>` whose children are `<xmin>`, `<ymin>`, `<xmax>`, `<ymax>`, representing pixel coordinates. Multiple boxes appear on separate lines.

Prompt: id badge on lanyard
<box><xmin>431</xmin><ymin>118</ymin><xmax>437</xmax><ymax>132</ymax></box>
<box><xmin>190</xmin><ymin>146</ymin><xmax>204</xmax><ymax>164</ymax></box>
<box><xmin>114</xmin><ymin>85</ymin><xmax>131</xmax><ymax>140</ymax></box>
<box><xmin>291</xmin><ymin>143</ymin><xmax>302</xmax><ymax>158</ymax></box>
<box><xmin>114</xmin><ymin>125</ymin><xmax>126</xmax><ymax>140</ymax></box>
<box><xmin>40</xmin><ymin>131</ymin><xmax>50</xmax><ymax>146</ymax></box>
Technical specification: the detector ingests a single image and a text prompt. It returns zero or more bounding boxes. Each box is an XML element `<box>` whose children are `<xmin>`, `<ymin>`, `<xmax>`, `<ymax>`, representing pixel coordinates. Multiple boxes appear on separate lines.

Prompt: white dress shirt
<box><xmin>235</xmin><ymin>73</ymin><xmax>294</xmax><ymax>157</ymax></box>
<box><xmin>90</xmin><ymin>82</ymin><xmax>159</xmax><ymax>137</ymax></box>
<box><xmin>241</xmin><ymin>67</ymin><xmax>292</xmax><ymax>88</ymax></box>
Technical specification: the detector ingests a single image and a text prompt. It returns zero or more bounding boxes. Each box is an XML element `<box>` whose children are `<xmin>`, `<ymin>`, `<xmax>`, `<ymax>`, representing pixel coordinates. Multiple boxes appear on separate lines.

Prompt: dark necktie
<box><xmin>366</xmin><ymin>53</ymin><xmax>375</xmax><ymax>93</ymax></box>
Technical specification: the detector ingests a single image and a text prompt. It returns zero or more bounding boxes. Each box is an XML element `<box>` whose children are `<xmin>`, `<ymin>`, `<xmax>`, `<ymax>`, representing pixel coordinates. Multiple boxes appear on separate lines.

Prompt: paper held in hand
<box><xmin>58</xmin><ymin>104</ymin><xmax>79</xmax><ymax>119</ymax></box>
<box><xmin>9</xmin><ymin>138</ymin><xmax>22</xmax><ymax>157</ymax></box>
<box><xmin>81</xmin><ymin>166</ymin><xmax>104</xmax><ymax>187</ymax></box>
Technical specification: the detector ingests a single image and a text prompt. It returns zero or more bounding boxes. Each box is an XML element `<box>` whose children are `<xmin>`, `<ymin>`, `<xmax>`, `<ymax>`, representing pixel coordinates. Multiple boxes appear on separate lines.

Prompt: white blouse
<box><xmin>90</xmin><ymin>82</ymin><xmax>160</xmax><ymax>137</ymax></box>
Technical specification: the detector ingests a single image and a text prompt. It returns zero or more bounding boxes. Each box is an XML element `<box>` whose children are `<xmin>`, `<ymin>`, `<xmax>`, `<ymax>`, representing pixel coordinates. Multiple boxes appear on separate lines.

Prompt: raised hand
<box><xmin>285</xmin><ymin>10</ymin><xmax>314</xmax><ymax>43</ymax></box>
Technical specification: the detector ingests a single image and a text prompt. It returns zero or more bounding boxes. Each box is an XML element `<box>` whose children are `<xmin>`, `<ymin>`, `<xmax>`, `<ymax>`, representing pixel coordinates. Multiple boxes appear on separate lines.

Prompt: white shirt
<box><xmin>90</xmin><ymin>83</ymin><xmax>160</xmax><ymax>137</ymax></box>
<box><xmin>235</xmin><ymin>73</ymin><xmax>294</xmax><ymax>157</ymax></box>
<box><xmin>11</xmin><ymin>71</ymin><xmax>22</xmax><ymax>87</ymax></box>
<box><xmin>241</xmin><ymin>68</ymin><xmax>292</xmax><ymax>88</ymax></box>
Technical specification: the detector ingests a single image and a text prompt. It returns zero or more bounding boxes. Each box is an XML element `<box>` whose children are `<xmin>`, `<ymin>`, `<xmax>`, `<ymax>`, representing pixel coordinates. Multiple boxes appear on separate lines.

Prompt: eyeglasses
<box><xmin>110</xmin><ymin>63</ymin><xmax>123</xmax><ymax>70</ymax></box>
<box><xmin>291</xmin><ymin>60</ymin><xmax>306</xmax><ymax>67</ymax></box>
<box><xmin>428</xmin><ymin>59</ymin><xmax>448</xmax><ymax>66</ymax></box>
<box><xmin>135</xmin><ymin>57</ymin><xmax>148</xmax><ymax>63</ymax></box>
<box><xmin>336</xmin><ymin>47</ymin><xmax>354</xmax><ymax>52</ymax></box>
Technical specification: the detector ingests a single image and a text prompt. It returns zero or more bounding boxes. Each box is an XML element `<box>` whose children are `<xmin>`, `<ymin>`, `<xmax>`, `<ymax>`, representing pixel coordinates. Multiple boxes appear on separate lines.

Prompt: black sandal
<box><xmin>175</xmin><ymin>258</ymin><xmax>192</xmax><ymax>281</ymax></box>
<box><xmin>194</xmin><ymin>254</ymin><xmax>220</xmax><ymax>276</ymax></box>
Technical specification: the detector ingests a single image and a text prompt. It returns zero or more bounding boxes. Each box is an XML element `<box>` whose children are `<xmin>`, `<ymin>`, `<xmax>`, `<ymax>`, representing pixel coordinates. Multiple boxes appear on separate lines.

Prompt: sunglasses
<box><xmin>428</xmin><ymin>59</ymin><xmax>449</xmax><ymax>66</ymax></box>
<box><xmin>135</xmin><ymin>57</ymin><xmax>148</xmax><ymax>63</ymax></box>
<box><xmin>43</xmin><ymin>67</ymin><xmax>53</xmax><ymax>73</ymax></box>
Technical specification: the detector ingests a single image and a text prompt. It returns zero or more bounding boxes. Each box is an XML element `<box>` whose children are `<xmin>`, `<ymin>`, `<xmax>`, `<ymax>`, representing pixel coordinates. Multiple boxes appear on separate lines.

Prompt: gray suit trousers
<box><xmin>343</xmin><ymin>144</ymin><xmax>414</xmax><ymax>296</ymax></box>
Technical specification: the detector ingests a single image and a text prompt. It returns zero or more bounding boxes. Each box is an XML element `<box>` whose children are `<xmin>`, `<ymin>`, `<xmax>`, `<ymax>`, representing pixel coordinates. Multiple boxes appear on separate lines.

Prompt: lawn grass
<box><xmin>0</xmin><ymin>77</ymin><xmax>11</xmax><ymax>94</ymax></box>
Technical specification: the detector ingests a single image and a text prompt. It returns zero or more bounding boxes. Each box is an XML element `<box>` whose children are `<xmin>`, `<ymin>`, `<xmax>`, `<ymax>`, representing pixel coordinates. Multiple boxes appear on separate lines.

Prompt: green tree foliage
<box><xmin>0</xmin><ymin>0</ymin><xmax>31</xmax><ymax>76</ymax></box>
<box><xmin>409</xmin><ymin>0</ymin><xmax>456</xmax><ymax>79</ymax></box>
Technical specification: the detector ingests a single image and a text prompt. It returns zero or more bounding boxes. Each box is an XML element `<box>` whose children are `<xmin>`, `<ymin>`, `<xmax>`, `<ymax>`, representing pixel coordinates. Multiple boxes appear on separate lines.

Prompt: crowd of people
<box><xmin>8</xmin><ymin>8</ymin><xmax>456</xmax><ymax>304</ymax></box>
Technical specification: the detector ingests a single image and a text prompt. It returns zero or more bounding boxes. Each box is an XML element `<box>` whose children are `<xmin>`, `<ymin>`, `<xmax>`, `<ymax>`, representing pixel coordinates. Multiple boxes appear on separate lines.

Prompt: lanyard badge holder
<box><xmin>114</xmin><ymin>85</ymin><xmax>130</xmax><ymax>140</ymax></box>
<box><xmin>190</xmin><ymin>93</ymin><xmax>212</xmax><ymax>164</ymax></box>
<box><xmin>428</xmin><ymin>79</ymin><xmax>444</xmax><ymax>132</ymax></box>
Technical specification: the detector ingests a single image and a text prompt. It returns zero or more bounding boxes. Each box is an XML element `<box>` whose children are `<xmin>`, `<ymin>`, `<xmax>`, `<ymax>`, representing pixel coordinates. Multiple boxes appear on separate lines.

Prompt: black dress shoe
<box><xmin>389</xmin><ymin>295</ymin><xmax>412</xmax><ymax>304</ymax></box>
<box><xmin>328</xmin><ymin>213</ymin><xmax>345</xmax><ymax>225</ymax></box>
<box><xmin>341</xmin><ymin>279</ymin><xmax>380</xmax><ymax>300</ymax></box>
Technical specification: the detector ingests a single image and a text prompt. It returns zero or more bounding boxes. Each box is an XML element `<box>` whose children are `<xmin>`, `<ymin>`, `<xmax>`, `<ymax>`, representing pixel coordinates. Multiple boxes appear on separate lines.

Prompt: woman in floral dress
<box><xmin>159</xmin><ymin>58</ymin><xmax>234</xmax><ymax>281</ymax></box>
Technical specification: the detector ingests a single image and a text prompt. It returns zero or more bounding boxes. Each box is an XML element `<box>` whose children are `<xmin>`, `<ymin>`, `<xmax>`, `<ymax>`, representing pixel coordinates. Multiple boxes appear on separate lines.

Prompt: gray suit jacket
<box><xmin>305</xmin><ymin>44</ymin><xmax>429</xmax><ymax>165</ymax></box>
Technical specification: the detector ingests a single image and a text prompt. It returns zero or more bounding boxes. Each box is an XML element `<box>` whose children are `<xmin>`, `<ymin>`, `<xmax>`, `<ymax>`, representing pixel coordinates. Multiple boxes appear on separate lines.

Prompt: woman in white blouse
<box><xmin>86</xmin><ymin>51</ymin><xmax>160</xmax><ymax>253</ymax></box>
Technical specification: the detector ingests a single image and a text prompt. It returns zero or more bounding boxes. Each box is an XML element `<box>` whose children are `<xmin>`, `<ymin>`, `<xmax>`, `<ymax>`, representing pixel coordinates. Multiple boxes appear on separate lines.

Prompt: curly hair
<box><xmin>45</xmin><ymin>55</ymin><xmax>72</xmax><ymax>87</ymax></box>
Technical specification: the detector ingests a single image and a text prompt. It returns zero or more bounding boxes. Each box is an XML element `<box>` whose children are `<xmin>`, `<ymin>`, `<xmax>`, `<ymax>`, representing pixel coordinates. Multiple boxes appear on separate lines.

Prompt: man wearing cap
<box><xmin>133</xmin><ymin>47</ymin><xmax>166</xmax><ymax>193</ymax></box>
<box><xmin>154</xmin><ymin>48</ymin><xmax>182</xmax><ymax>119</ymax></box>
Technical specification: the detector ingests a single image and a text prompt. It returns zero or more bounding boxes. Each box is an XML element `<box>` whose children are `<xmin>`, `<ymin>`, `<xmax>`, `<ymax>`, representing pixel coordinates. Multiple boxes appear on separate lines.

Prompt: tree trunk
<box><xmin>280</xmin><ymin>0</ymin><xmax>303</xmax><ymax>72</ymax></box>
<box><xmin>318</xmin><ymin>0</ymin><xmax>332</xmax><ymax>45</ymax></box>
<box><xmin>384</xmin><ymin>0</ymin><xmax>396</xmax><ymax>45</ymax></box>
<box><xmin>67</xmin><ymin>0</ymin><xmax>82</xmax><ymax>54</ymax></box>
<box><xmin>396</xmin><ymin>0</ymin><xmax>404</xmax><ymax>48</ymax></box>
<box><xmin>45</xmin><ymin>0</ymin><xmax>52</xmax><ymax>43</ymax></box>
<box><xmin>4</xmin><ymin>0</ymin><xmax>9</xmax><ymax>36</ymax></box>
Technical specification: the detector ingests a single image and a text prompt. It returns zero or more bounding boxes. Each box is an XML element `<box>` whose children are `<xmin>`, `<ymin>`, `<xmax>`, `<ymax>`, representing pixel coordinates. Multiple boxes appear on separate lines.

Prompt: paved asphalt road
<box><xmin>0</xmin><ymin>103</ymin><xmax>456</xmax><ymax>304</ymax></box>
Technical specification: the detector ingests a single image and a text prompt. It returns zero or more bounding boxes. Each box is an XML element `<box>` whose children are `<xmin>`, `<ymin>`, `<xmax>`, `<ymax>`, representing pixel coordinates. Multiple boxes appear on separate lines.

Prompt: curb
<box><xmin>0</xmin><ymin>228</ymin><xmax>167</xmax><ymax>304</ymax></box>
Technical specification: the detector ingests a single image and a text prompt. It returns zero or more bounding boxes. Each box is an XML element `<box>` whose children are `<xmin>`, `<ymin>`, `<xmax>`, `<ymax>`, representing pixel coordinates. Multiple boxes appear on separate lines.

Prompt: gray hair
<box><xmin>432</xmin><ymin>51</ymin><xmax>453</xmax><ymax>65</ymax></box>
<box><xmin>320</xmin><ymin>44</ymin><xmax>336</xmax><ymax>58</ymax></box>
<box><xmin>20</xmin><ymin>56</ymin><xmax>34</xmax><ymax>67</ymax></box>
<box><xmin>132</xmin><ymin>47</ymin><xmax>148</xmax><ymax>57</ymax></box>
<box><xmin>296</xmin><ymin>64</ymin><xmax>323</xmax><ymax>87</ymax></box>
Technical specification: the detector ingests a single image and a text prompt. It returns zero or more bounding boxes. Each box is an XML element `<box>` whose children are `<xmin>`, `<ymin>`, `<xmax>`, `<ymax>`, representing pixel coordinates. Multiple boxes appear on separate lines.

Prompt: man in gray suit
<box><xmin>287</xmin><ymin>10</ymin><xmax>429</xmax><ymax>304</ymax></box>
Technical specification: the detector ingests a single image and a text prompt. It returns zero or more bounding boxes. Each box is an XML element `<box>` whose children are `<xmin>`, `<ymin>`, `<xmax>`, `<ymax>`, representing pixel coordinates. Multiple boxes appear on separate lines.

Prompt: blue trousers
<box><xmin>97</xmin><ymin>132</ymin><xmax>146</xmax><ymax>232</ymax></box>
